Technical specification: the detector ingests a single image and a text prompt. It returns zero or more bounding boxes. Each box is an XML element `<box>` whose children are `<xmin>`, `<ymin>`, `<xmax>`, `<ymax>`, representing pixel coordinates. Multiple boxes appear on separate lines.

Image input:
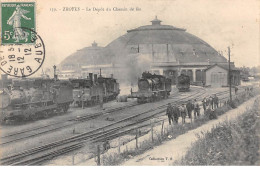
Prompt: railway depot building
<box><xmin>59</xmin><ymin>17</ymin><xmax>240</xmax><ymax>87</ymax></box>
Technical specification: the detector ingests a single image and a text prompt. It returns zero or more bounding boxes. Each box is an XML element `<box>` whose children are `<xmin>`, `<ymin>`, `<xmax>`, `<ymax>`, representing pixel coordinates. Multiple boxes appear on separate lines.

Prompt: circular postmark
<box><xmin>0</xmin><ymin>27</ymin><xmax>45</xmax><ymax>77</ymax></box>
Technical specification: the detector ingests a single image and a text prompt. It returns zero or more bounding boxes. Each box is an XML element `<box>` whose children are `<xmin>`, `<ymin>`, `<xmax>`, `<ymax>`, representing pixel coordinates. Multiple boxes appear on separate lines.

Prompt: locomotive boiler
<box><xmin>0</xmin><ymin>76</ymin><xmax>73</xmax><ymax>123</ymax></box>
<box><xmin>176</xmin><ymin>74</ymin><xmax>190</xmax><ymax>92</ymax></box>
<box><xmin>70</xmin><ymin>73</ymin><xmax>120</xmax><ymax>107</ymax></box>
<box><xmin>130</xmin><ymin>72</ymin><xmax>172</xmax><ymax>103</ymax></box>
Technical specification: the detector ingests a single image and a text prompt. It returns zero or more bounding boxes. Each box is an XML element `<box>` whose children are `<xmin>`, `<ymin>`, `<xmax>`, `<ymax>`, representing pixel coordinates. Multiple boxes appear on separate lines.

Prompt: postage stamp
<box><xmin>0</xmin><ymin>2</ymin><xmax>45</xmax><ymax>77</ymax></box>
<box><xmin>1</xmin><ymin>2</ymin><xmax>35</xmax><ymax>44</ymax></box>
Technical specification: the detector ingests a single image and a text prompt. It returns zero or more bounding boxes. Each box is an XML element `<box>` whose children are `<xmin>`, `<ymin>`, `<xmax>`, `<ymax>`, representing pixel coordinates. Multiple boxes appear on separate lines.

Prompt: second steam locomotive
<box><xmin>176</xmin><ymin>74</ymin><xmax>190</xmax><ymax>92</ymax></box>
<box><xmin>70</xmin><ymin>73</ymin><xmax>120</xmax><ymax>107</ymax></box>
<box><xmin>130</xmin><ymin>72</ymin><xmax>172</xmax><ymax>103</ymax></box>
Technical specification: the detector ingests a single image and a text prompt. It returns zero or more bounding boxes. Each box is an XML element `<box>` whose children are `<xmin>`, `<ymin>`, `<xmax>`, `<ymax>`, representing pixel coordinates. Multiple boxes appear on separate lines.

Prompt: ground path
<box><xmin>121</xmin><ymin>96</ymin><xmax>259</xmax><ymax>166</ymax></box>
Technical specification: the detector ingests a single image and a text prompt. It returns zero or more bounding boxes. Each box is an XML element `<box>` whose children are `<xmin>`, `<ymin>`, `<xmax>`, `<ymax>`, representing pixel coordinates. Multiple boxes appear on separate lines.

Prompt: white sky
<box><xmin>34</xmin><ymin>0</ymin><xmax>260</xmax><ymax>69</ymax></box>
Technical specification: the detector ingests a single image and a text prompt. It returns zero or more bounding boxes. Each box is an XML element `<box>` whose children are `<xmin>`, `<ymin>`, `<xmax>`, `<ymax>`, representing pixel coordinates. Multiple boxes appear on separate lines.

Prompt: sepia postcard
<box><xmin>0</xmin><ymin>0</ymin><xmax>259</xmax><ymax>166</ymax></box>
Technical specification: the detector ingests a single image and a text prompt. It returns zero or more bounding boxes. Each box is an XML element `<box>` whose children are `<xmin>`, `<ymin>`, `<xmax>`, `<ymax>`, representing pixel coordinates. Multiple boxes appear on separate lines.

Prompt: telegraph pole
<box><xmin>228</xmin><ymin>47</ymin><xmax>232</xmax><ymax>103</ymax></box>
<box><xmin>53</xmin><ymin>65</ymin><xmax>57</xmax><ymax>81</ymax></box>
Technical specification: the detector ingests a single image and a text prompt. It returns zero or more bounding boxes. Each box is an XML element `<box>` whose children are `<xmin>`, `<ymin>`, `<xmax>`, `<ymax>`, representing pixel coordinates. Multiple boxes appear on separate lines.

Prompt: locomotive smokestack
<box><xmin>89</xmin><ymin>73</ymin><xmax>93</xmax><ymax>82</ymax></box>
<box><xmin>94</xmin><ymin>74</ymin><xmax>98</xmax><ymax>83</ymax></box>
<box><xmin>111</xmin><ymin>74</ymin><xmax>113</xmax><ymax>78</ymax></box>
<box><xmin>100</xmin><ymin>68</ymin><xmax>102</xmax><ymax>76</ymax></box>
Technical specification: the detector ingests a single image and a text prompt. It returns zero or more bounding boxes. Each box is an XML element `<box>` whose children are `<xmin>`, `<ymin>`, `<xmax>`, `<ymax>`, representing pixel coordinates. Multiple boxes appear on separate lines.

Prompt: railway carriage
<box><xmin>130</xmin><ymin>72</ymin><xmax>172</xmax><ymax>103</ymax></box>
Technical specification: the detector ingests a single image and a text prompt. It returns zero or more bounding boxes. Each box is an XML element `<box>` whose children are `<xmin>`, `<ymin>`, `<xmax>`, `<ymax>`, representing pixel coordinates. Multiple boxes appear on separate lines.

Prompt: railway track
<box><xmin>0</xmin><ymin>101</ymin><xmax>138</xmax><ymax>145</ymax></box>
<box><xmin>0</xmin><ymin>86</ymin><xmax>199</xmax><ymax>145</ymax></box>
<box><xmin>0</xmin><ymin>86</ymin><xmax>222</xmax><ymax>165</ymax></box>
<box><xmin>1</xmin><ymin>86</ymin><xmax>249</xmax><ymax>165</ymax></box>
<box><xmin>0</xmin><ymin>86</ymin><xmax>238</xmax><ymax>158</ymax></box>
<box><xmin>13</xmin><ymin>89</ymin><xmax>252</xmax><ymax>166</ymax></box>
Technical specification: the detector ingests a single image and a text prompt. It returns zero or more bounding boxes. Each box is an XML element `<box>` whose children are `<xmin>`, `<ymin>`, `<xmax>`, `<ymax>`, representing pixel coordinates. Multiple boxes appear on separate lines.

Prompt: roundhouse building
<box><xmin>58</xmin><ymin>41</ymin><xmax>106</xmax><ymax>78</ymax></box>
<box><xmin>59</xmin><ymin>17</ymin><xmax>240</xmax><ymax>86</ymax></box>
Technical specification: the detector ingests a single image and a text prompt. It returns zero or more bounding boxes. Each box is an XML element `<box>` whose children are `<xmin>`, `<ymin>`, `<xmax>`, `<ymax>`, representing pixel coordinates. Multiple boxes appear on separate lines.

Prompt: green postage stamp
<box><xmin>1</xmin><ymin>2</ymin><xmax>35</xmax><ymax>44</ymax></box>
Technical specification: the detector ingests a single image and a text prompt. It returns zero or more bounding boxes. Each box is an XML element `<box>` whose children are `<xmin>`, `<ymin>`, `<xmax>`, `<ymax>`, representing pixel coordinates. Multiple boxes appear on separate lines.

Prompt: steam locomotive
<box><xmin>130</xmin><ymin>72</ymin><xmax>172</xmax><ymax>103</ymax></box>
<box><xmin>0</xmin><ymin>75</ymin><xmax>73</xmax><ymax>123</ymax></box>
<box><xmin>176</xmin><ymin>74</ymin><xmax>190</xmax><ymax>92</ymax></box>
<box><xmin>70</xmin><ymin>73</ymin><xmax>120</xmax><ymax>107</ymax></box>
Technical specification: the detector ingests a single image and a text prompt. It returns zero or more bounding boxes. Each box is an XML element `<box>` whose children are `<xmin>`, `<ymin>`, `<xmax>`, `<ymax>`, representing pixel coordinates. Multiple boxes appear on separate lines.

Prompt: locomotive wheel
<box><xmin>5</xmin><ymin>119</ymin><xmax>15</xmax><ymax>125</ymax></box>
<box><xmin>24</xmin><ymin>116</ymin><xmax>30</xmax><ymax>121</ymax></box>
<box><xmin>151</xmin><ymin>95</ymin><xmax>156</xmax><ymax>102</ymax></box>
<box><xmin>164</xmin><ymin>92</ymin><xmax>168</xmax><ymax>99</ymax></box>
<box><xmin>49</xmin><ymin>110</ymin><xmax>55</xmax><ymax>116</ymax></box>
<box><xmin>30</xmin><ymin>114</ymin><xmax>37</xmax><ymax>121</ymax></box>
<box><xmin>43</xmin><ymin>111</ymin><xmax>49</xmax><ymax>118</ymax></box>
<box><xmin>88</xmin><ymin>101</ymin><xmax>93</xmax><ymax>106</ymax></box>
<box><xmin>63</xmin><ymin>105</ymin><xmax>69</xmax><ymax>113</ymax></box>
<box><xmin>63</xmin><ymin>106</ymin><xmax>67</xmax><ymax>113</ymax></box>
<box><xmin>1</xmin><ymin>119</ymin><xmax>7</xmax><ymax>124</ymax></box>
<box><xmin>77</xmin><ymin>102</ymin><xmax>82</xmax><ymax>107</ymax></box>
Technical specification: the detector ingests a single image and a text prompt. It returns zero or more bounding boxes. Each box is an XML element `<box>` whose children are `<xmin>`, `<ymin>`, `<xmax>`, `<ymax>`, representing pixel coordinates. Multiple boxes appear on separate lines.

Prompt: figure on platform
<box><xmin>213</xmin><ymin>94</ymin><xmax>219</xmax><ymax>109</ymax></box>
<box><xmin>179</xmin><ymin>103</ymin><xmax>188</xmax><ymax>124</ymax></box>
<box><xmin>194</xmin><ymin>99</ymin><xmax>200</xmax><ymax>118</ymax></box>
<box><xmin>166</xmin><ymin>103</ymin><xmax>174</xmax><ymax>125</ymax></box>
<box><xmin>186</xmin><ymin>100</ymin><xmax>194</xmax><ymax>119</ymax></box>
<box><xmin>172</xmin><ymin>105</ymin><xmax>180</xmax><ymax>124</ymax></box>
<box><xmin>202</xmin><ymin>97</ymin><xmax>207</xmax><ymax>111</ymax></box>
<box><xmin>209</xmin><ymin>96</ymin><xmax>214</xmax><ymax>109</ymax></box>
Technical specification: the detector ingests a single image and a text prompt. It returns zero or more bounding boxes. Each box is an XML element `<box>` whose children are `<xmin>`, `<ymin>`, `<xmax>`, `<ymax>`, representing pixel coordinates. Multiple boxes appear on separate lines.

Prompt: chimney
<box><xmin>92</xmin><ymin>41</ymin><xmax>97</xmax><ymax>47</ymax></box>
<box><xmin>89</xmin><ymin>73</ymin><xmax>93</xmax><ymax>82</ymax></box>
<box><xmin>94</xmin><ymin>74</ymin><xmax>98</xmax><ymax>83</ymax></box>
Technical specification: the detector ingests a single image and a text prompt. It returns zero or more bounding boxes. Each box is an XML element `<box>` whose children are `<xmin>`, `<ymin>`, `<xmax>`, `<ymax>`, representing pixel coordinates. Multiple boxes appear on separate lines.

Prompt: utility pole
<box><xmin>53</xmin><ymin>65</ymin><xmax>57</xmax><ymax>81</ymax></box>
<box><xmin>228</xmin><ymin>47</ymin><xmax>232</xmax><ymax>103</ymax></box>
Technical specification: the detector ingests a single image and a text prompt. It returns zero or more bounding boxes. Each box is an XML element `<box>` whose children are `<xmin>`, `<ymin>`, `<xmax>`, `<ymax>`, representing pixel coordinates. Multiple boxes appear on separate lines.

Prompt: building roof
<box><xmin>205</xmin><ymin>64</ymin><xmax>240</xmax><ymax>72</ymax></box>
<box><xmin>105</xmin><ymin>17</ymin><xmax>228</xmax><ymax>64</ymax></box>
<box><xmin>59</xmin><ymin>41</ymin><xmax>107</xmax><ymax>70</ymax></box>
<box><xmin>60</xmin><ymin>17</ymin><xmax>232</xmax><ymax>72</ymax></box>
<box><xmin>81</xmin><ymin>64</ymin><xmax>113</xmax><ymax>69</ymax></box>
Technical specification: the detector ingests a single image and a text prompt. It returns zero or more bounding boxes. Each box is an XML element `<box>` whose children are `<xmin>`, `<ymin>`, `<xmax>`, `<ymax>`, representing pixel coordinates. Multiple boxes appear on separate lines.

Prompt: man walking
<box><xmin>194</xmin><ymin>99</ymin><xmax>200</xmax><ymax>119</ymax></box>
<box><xmin>202</xmin><ymin>97</ymin><xmax>207</xmax><ymax>111</ymax></box>
<box><xmin>186</xmin><ymin>100</ymin><xmax>194</xmax><ymax>119</ymax></box>
<box><xmin>213</xmin><ymin>94</ymin><xmax>219</xmax><ymax>109</ymax></box>
<box><xmin>172</xmin><ymin>105</ymin><xmax>179</xmax><ymax>124</ymax></box>
<box><xmin>179</xmin><ymin>103</ymin><xmax>188</xmax><ymax>124</ymax></box>
<box><xmin>166</xmin><ymin>103</ymin><xmax>174</xmax><ymax>125</ymax></box>
<box><xmin>209</xmin><ymin>96</ymin><xmax>214</xmax><ymax>109</ymax></box>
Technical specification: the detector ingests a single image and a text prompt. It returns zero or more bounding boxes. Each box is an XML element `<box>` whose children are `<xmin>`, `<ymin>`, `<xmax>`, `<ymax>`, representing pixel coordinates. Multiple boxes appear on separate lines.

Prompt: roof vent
<box><xmin>92</xmin><ymin>41</ymin><xmax>97</xmax><ymax>47</ymax></box>
<box><xmin>151</xmin><ymin>16</ymin><xmax>162</xmax><ymax>25</ymax></box>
